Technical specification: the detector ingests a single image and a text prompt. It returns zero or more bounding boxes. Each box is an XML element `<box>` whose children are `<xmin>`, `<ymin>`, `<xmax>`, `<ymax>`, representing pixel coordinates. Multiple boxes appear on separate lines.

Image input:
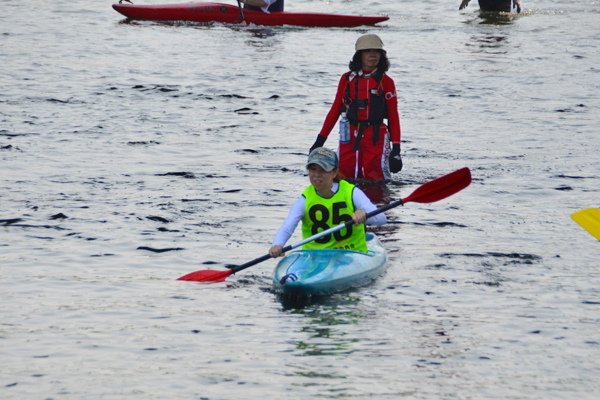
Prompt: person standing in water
<box><xmin>310</xmin><ymin>34</ymin><xmax>402</xmax><ymax>181</ymax></box>
<box><xmin>269</xmin><ymin>147</ymin><xmax>387</xmax><ymax>258</ymax></box>
<box><xmin>459</xmin><ymin>0</ymin><xmax>521</xmax><ymax>14</ymax></box>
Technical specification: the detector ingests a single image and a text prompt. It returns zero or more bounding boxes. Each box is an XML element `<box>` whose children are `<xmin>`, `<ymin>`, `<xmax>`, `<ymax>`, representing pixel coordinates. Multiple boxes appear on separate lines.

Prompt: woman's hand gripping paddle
<box><xmin>177</xmin><ymin>167</ymin><xmax>472</xmax><ymax>282</ymax></box>
<box><xmin>571</xmin><ymin>208</ymin><xmax>600</xmax><ymax>240</ymax></box>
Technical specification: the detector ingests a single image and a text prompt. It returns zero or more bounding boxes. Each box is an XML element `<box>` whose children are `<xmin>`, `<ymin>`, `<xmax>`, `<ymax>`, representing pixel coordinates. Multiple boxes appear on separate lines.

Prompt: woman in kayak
<box><xmin>269</xmin><ymin>147</ymin><xmax>387</xmax><ymax>258</ymax></box>
<box><xmin>241</xmin><ymin>0</ymin><xmax>284</xmax><ymax>13</ymax></box>
<box><xmin>310</xmin><ymin>34</ymin><xmax>402</xmax><ymax>181</ymax></box>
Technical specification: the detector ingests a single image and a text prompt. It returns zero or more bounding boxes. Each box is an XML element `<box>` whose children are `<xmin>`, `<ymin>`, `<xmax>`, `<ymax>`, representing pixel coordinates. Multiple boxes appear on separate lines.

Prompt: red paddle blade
<box><xmin>177</xmin><ymin>269</ymin><xmax>233</xmax><ymax>282</ymax></box>
<box><xmin>403</xmin><ymin>167</ymin><xmax>471</xmax><ymax>204</ymax></box>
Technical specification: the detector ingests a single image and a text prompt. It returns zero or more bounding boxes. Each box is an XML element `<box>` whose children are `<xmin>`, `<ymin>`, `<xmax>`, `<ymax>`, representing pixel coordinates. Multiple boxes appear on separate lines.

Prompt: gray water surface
<box><xmin>1</xmin><ymin>0</ymin><xmax>599</xmax><ymax>398</ymax></box>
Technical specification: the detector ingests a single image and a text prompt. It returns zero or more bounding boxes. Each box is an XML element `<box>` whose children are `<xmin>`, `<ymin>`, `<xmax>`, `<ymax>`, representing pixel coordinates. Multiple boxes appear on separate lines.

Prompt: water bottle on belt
<box><xmin>339</xmin><ymin>112</ymin><xmax>350</xmax><ymax>144</ymax></box>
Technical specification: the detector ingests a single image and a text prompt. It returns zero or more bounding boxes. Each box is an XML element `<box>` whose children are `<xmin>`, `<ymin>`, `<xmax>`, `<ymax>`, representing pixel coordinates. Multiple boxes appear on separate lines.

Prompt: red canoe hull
<box><xmin>112</xmin><ymin>2</ymin><xmax>389</xmax><ymax>27</ymax></box>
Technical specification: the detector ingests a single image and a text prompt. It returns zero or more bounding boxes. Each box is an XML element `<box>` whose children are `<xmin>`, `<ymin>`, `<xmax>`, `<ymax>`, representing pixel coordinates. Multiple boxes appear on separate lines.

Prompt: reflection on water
<box><xmin>246</xmin><ymin>28</ymin><xmax>278</xmax><ymax>39</ymax></box>
<box><xmin>117</xmin><ymin>19</ymin><xmax>215</xmax><ymax>28</ymax></box>
<box><xmin>462</xmin><ymin>16</ymin><xmax>513</xmax><ymax>57</ymax></box>
<box><xmin>462</xmin><ymin>10</ymin><xmax>522</xmax><ymax>26</ymax></box>
<box><xmin>280</xmin><ymin>293</ymin><xmax>364</xmax><ymax>357</ymax></box>
<box><xmin>477</xmin><ymin>11</ymin><xmax>520</xmax><ymax>25</ymax></box>
<box><xmin>351</xmin><ymin>179</ymin><xmax>395</xmax><ymax>206</ymax></box>
<box><xmin>278</xmin><ymin>292</ymin><xmax>361</xmax><ymax>311</ymax></box>
<box><xmin>465</xmin><ymin>33</ymin><xmax>510</xmax><ymax>54</ymax></box>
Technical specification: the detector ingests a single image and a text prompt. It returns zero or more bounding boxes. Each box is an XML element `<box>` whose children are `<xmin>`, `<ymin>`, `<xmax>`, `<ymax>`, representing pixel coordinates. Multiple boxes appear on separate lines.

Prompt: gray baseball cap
<box><xmin>306</xmin><ymin>147</ymin><xmax>338</xmax><ymax>172</ymax></box>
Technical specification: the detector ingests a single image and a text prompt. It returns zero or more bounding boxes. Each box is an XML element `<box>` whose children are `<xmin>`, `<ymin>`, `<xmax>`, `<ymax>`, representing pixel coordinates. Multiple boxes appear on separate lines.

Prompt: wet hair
<box><xmin>349</xmin><ymin>50</ymin><xmax>390</xmax><ymax>72</ymax></box>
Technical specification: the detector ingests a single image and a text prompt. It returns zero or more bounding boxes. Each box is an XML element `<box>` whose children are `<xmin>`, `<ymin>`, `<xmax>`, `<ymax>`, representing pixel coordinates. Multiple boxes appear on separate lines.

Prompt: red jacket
<box><xmin>318</xmin><ymin>70</ymin><xmax>401</xmax><ymax>145</ymax></box>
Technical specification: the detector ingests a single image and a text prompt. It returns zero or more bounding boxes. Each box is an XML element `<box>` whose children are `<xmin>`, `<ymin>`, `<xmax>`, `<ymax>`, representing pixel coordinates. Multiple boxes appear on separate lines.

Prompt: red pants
<box><xmin>338</xmin><ymin>125</ymin><xmax>391</xmax><ymax>181</ymax></box>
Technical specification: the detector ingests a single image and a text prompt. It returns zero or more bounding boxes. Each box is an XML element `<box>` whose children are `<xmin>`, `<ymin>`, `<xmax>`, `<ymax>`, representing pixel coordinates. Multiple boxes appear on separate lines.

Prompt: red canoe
<box><xmin>112</xmin><ymin>2</ymin><xmax>389</xmax><ymax>28</ymax></box>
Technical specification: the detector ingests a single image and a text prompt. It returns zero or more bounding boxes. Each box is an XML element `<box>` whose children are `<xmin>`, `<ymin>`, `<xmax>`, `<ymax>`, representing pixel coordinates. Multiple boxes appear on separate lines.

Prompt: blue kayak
<box><xmin>272</xmin><ymin>233</ymin><xmax>387</xmax><ymax>296</ymax></box>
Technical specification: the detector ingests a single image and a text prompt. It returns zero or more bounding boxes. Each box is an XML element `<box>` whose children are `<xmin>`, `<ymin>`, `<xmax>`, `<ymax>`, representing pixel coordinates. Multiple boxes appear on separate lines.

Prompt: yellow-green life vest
<box><xmin>301</xmin><ymin>180</ymin><xmax>368</xmax><ymax>253</ymax></box>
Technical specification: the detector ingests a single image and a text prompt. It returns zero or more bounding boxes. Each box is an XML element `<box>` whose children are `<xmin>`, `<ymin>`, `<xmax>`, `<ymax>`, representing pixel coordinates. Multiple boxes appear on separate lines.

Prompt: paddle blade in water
<box><xmin>177</xmin><ymin>269</ymin><xmax>233</xmax><ymax>282</ymax></box>
<box><xmin>571</xmin><ymin>208</ymin><xmax>600</xmax><ymax>240</ymax></box>
<box><xmin>403</xmin><ymin>167</ymin><xmax>471</xmax><ymax>204</ymax></box>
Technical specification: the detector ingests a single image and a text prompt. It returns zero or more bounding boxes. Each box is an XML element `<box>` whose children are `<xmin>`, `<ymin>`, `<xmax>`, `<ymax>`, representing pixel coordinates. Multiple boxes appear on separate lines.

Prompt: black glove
<box><xmin>389</xmin><ymin>144</ymin><xmax>402</xmax><ymax>173</ymax></box>
<box><xmin>309</xmin><ymin>135</ymin><xmax>327</xmax><ymax>153</ymax></box>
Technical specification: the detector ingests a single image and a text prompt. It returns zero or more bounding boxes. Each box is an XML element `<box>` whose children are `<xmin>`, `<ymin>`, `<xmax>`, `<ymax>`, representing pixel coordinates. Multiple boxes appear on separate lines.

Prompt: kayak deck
<box><xmin>272</xmin><ymin>233</ymin><xmax>387</xmax><ymax>296</ymax></box>
<box><xmin>112</xmin><ymin>2</ymin><xmax>389</xmax><ymax>28</ymax></box>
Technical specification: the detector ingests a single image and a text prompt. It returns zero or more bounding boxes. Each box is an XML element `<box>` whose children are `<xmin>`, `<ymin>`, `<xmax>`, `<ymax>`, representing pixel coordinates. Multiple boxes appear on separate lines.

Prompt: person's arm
<box><xmin>383</xmin><ymin>75</ymin><xmax>401</xmax><ymax>145</ymax></box>
<box><xmin>383</xmin><ymin>75</ymin><xmax>402</xmax><ymax>172</ymax></box>
<box><xmin>269</xmin><ymin>196</ymin><xmax>306</xmax><ymax>257</ymax></box>
<box><xmin>310</xmin><ymin>74</ymin><xmax>347</xmax><ymax>152</ymax></box>
<box><xmin>352</xmin><ymin>188</ymin><xmax>387</xmax><ymax>226</ymax></box>
<box><xmin>318</xmin><ymin>74</ymin><xmax>347</xmax><ymax>139</ymax></box>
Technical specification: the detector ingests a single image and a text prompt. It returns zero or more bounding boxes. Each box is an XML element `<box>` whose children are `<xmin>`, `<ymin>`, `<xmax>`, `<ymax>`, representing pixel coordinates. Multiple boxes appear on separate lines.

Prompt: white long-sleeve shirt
<box><xmin>271</xmin><ymin>182</ymin><xmax>387</xmax><ymax>247</ymax></box>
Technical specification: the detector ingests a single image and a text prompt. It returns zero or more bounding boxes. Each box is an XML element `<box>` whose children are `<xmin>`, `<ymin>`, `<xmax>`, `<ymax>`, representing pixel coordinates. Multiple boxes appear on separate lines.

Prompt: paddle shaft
<box><xmin>236</xmin><ymin>1</ymin><xmax>246</xmax><ymax>23</ymax></box>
